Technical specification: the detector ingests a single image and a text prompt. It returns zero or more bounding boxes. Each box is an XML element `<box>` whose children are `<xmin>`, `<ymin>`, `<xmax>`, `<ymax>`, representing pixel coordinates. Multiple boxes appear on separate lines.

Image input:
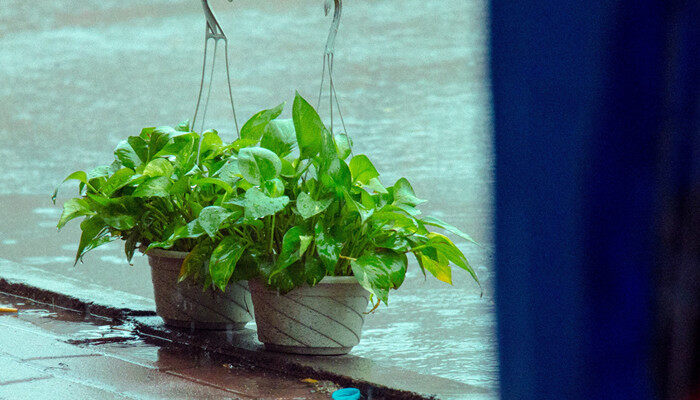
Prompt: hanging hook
<box><xmin>323</xmin><ymin>0</ymin><xmax>342</xmax><ymax>57</ymax></box>
<box><xmin>193</xmin><ymin>0</ymin><xmax>240</xmax><ymax>164</ymax></box>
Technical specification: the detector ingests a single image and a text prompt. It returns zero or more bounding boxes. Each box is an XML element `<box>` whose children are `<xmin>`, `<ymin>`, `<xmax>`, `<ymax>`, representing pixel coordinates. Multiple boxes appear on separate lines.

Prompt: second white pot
<box><xmin>249</xmin><ymin>277</ymin><xmax>370</xmax><ymax>355</ymax></box>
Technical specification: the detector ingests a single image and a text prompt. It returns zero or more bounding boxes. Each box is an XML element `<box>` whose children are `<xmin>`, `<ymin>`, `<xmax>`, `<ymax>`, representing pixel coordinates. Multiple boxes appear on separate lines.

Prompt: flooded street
<box><xmin>0</xmin><ymin>0</ymin><xmax>495</xmax><ymax>394</ymax></box>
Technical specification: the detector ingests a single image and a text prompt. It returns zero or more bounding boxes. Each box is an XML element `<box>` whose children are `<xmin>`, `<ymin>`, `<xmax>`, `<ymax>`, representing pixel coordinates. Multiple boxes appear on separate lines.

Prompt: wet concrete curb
<box><xmin>0</xmin><ymin>259</ymin><xmax>156</xmax><ymax>319</ymax></box>
<box><xmin>0</xmin><ymin>259</ymin><xmax>487</xmax><ymax>400</ymax></box>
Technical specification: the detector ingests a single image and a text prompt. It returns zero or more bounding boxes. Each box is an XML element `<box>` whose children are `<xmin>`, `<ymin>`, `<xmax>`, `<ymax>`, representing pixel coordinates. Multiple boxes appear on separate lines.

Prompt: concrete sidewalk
<box><xmin>0</xmin><ymin>293</ymin><xmax>335</xmax><ymax>399</ymax></box>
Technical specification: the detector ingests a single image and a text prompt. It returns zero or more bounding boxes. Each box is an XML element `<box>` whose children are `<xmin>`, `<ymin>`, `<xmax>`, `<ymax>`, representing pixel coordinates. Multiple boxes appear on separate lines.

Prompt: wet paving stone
<box><xmin>0</xmin><ymin>293</ymin><xmax>339</xmax><ymax>399</ymax></box>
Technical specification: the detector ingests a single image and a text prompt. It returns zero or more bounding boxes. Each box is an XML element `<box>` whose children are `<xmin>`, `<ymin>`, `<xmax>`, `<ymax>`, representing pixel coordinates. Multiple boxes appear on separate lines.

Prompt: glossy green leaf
<box><xmin>213</xmin><ymin>157</ymin><xmax>241</xmax><ymax>185</ymax></box>
<box><xmin>425</xmin><ymin>233</ymin><xmax>478</xmax><ymax>283</ymax></box>
<box><xmin>335</xmin><ymin>134</ymin><xmax>352</xmax><ymax>160</ymax></box>
<box><xmin>261</xmin><ymin>118</ymin><xmax>296</xmax><ymax>156</ymax></box>
<box><xmin>143</xmin><ymin>158</ymin><xmax>174</xmax><ymax>178</ymax></box>
<box><xmin>114</xmin><ymin>140</ymin><xmax>142</xmax><ymax>169</ymax></box>
<box><xmin>237</xmin><ymin>147</ymin><xmax>282</xmax><ymax>185</ymax></box>
<box><xmin>392</xmin><ymin>177</ymin><xmax>426</xmax><ymax>207</ymax></box>
<box><xmin>292</xmin><ymin>92</ymin><xmax>324</xmax><ymax>159</ymax></box>
<box><xmin>198</xmin><ymin>206</ymin><xmax>233</xmax><ymax>238</ymax></box>
<box><xmin>419</xmin><ymin>247</ymin><xmax>452</xmax><ymax>284</ymax></box>
<box><xmin>179</xmin><ymin>238</ymin><xmax>213</xmax><ymax>283</ymax></box>
<box><xmin>296</xmin><ymin>191</ymin><xmax>333</xmax><ymax>219</ymax></box>
<box><xmin>349</xmin><ymin>155</ymin><xmax>379</xmax><ymax>184</ymax></box>
<box><xmin>148</xmin><ymin>219</ymin><xmax>205</xmax><ymax>250</ymax></box>
<box><xmin>304</xmin><ymin>258</ymin><xmax>326</xmax><ymax>286</ymax></box>
<box><xmin>314</xmin><ymin>221</ymin><xmax>342</xmax><ymax>273</ymax></box>
<box><xmin>377</xmin><ymin>251</ymin><xmax>408</xmax><ymax>289</ymax></box>
<box><xmin>209</xmin><ymin>237</ymin><xmax>248</xmax><ymax>291</ymax></box>
<box><xmin>101</xmin><ymin>168</ymin><xmax>136</xmax><ymax>196</ymax></box>
<box><xmin>365</xmin><ymin>177</ymin><xmax>388</xmax><ymax>194</ymax></box>
<box><xmin>275</xmin><ymin>226</ymin><xmax>313</xmax><ymax>270</ymax></box>
<box><xmin>244</xmin><ymin>187</ymin><xmax>289</xmax><ymax>220</ymax></box>
<box><xmin>422</xmin><ymin>216</ymin><xmax>478</xmax><ymax>244</ymax></box>
<box><xmin>350</xmin><ymin>253</ymin><xmax>392</xmax><ymax>304</ymax></box>
<box><xmin>127</xmin><ymin>136</ymin><xmax>149</xmax><ymax>164</ymax></box>
<box><xmin>263</xmin><ymin>178</ymin><xmax>285</xmax><ymax>198</ymax></box>
<box><xmin>241</xmin><ymin>102</ymin><xmax>284</xmax><ymax>141</ymax></box>
<box><xmin>57</xmin><ymin>198</ymin><xmax>92</xmax><ymax>229</ymax></box>
<box><xmin>320</xmin><ymin>158</ymin><xmax>351</xmax><ymax>192</ymax></box>
<box><xmin>75</xmin><ymin>216</ymin><xmax>109</xmax><ymax>265</ymax></box>
<box><xmin>191</xmin><ymin>177</ymin><xmax>234</xmax><ymax>194</ymax></box>
<box><xmin>132</xmin><ymin>176</ymin><xmax>171</xmax><ymax>197</ymax></box>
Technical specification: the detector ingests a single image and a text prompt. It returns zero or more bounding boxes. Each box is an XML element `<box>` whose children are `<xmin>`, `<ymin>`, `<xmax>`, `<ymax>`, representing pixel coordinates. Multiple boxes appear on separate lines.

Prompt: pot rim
<box><xmin>251</xmin><ymin>275</ymin><xmax>359</xmax><ymax>286</ymax></box>
<box><xmin>144</xmin><ymin>247</ymin><xmax>189</xmax><ymax>259</ymax></box>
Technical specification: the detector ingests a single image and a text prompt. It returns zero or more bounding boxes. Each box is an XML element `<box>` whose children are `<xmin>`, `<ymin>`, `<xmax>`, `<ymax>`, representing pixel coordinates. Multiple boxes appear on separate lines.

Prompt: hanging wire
<box><xmin>193</xmin><ymin>0</ymin><xmax>240</xmax><ymax>166</ymax></box>
<box><xmin>317</xmin><ymin>0</ymin><xmax>353</xmax><ymax>156</ymax></box>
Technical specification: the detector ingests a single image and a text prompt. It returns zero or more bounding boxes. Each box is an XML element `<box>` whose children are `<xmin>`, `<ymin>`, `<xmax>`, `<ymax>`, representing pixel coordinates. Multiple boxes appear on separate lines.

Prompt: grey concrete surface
<box><xmin>0</xmin><ymin>0</ymin><xmax>496</xmax><ymax>393</ymax></box>
<box><xmin>0</xmin><ymin>292</ymin><xmax>338</xmax><ymax>399</ymax></box>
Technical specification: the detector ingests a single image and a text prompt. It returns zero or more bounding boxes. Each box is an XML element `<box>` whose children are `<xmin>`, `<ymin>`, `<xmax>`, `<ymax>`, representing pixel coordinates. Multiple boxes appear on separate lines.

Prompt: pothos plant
<box><xmin>53</xmin><ymin>121</ymin><xmax>242</xmax><ymax>268</ymax></box>
<box><xmin>148</xmin><ymin>92</ymin><xmax>479</xmax><ymax>306</ymax></box>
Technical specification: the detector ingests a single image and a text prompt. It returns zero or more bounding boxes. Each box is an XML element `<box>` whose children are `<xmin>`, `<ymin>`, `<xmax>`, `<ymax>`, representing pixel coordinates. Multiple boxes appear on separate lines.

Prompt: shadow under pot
<box><xmin>146</xmin><ymin>248</ymin><xmax>254</xmax><ymax>330</ymax></box>
<box><xmin>248</xmin><ymin>277</ymin><xmax>370</xmax><ymax>355</ymax></box>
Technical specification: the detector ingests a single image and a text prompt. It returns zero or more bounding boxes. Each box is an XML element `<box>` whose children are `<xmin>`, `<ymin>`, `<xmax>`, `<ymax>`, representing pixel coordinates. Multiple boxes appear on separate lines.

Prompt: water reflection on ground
<box><xmin>0</xmin><ymin>0</ymin><xmax>495</xmax><ymax>394</ymax></box>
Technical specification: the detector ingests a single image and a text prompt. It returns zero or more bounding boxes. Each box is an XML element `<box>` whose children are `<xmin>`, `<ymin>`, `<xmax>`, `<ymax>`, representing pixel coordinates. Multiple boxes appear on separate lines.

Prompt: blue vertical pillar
<box><xmin>489</xmin><ymin>0</ymin><xmax>681</xmax><ymax>398</ymax></box>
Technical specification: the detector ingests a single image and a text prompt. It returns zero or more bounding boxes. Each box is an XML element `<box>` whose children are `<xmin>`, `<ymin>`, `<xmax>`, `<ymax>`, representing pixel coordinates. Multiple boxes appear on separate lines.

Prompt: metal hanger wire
<box><xmin>193</xmin><ymin>0</ymin><xmax>240</xmax><ymax>166</ymax></box>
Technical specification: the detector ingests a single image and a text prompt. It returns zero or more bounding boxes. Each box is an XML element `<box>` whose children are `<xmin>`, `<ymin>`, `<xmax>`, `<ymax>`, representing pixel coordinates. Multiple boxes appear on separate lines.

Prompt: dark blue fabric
<box><xmin>490</xmin><ymin>0</ymin><xmax>697</xmax><ymax>398</ymax></box>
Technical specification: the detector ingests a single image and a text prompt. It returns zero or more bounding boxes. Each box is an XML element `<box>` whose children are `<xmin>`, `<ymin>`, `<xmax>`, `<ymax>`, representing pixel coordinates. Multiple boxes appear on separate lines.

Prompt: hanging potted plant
<box><xmin>53</xmin><ymin>123</ymin><xmax>254</xmax><ymax>329</ymax></box>
<box><xmin>186</xmin><ymin>92</ymin><xmax>480</xmax><ymax>354</ymax></box>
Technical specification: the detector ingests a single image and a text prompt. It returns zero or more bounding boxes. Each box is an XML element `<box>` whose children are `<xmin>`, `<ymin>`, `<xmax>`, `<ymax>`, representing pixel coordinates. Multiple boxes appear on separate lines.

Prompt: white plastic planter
<box><xmin>249</xmin><ymin>277</ymin><xmax>370</xmax><ymax>355</ymax></box>
<box><xmin>146</xmin><ymin>248</ymin><xmax>254</xmax><ymax>330</ymax></box>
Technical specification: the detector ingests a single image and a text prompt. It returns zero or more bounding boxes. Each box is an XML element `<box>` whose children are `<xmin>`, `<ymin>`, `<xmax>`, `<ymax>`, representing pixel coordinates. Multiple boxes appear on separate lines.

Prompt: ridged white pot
<box><xmin>249</xmin><ymin>277</ymin><xmax>370</xmax><ymax>355</ymax></box>
<box><xmin>146</xmin><ymin>249</ymin><xmax>254</xmax><ymax>330</ymax></box>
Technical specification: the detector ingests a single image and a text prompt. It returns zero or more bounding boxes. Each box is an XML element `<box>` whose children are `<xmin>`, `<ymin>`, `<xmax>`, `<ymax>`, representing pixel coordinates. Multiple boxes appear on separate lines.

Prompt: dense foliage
<box><xmin>56</xmin><ymin>92</ymin><xmax>479</xmax><ymax>305</ymax></box>
<box><xmin>53</xmin><ymin>122</ymin><xmax>238</xmax><ymax>264</ymax></box>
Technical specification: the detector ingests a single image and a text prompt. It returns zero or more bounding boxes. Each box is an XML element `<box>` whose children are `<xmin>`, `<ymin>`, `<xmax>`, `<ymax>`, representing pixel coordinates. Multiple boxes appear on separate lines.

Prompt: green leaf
<box><xmin>425</xmin><ymin>233</ymin><xmax>478</xmax><ymax>284</ymax></box>
<box><xmin>244</xmin><ymin>187</ymin><xmax>289</xmax><ymax>220</ymax></box>
<box><xmin>392</xmin><ymin>178</ymin><xmax>426</xmax><ymax>207</ymax></box>
<box><xmin>179</xmin><ymin>238</ymin><xmax>213</xmax><ymax>283</ymax></box>
<box><xmin>57</xmin><ymin>198</ymin><xmax>92</xmax><ymax>229</ymax></box>
<box><xmin>143</xmin><ymin>158</ymin><xmax>174</xmax><ymax>178</ymax></box>
<box><xmin>124</xmin><ymin>231</ymin><xmax>139</xmax><ymax>264</ymax></box>
<box><xmin>176</xmin><ymin>120</ymin><xmax>190</xmax><ymax>132</ymax></box>
<box><xmin>213</xmin><ymin>157</ymin><xmax>241</xmax><ymax>185</ymax></box>
<box><xmin>198</xmin><ymin>130</ymin><xmax>224</xmax><ymax>159</ymax></box>
<box><xmin>237</xmin><ymin>147</ymin><xmax>282</xmax><ymax>185</ymax></box>
<box><xmin>365</xmin><ymin>177</ymin><xmax>388</xmax><ymax>194</ymax></box>
<box><xmin>377</xmin><ymin>251</ymin><xmax>408</xmax><ymax>289</ymax></box>
<box><xmin>304</xmin><ymin>258</ymin><xmax>326</xmax><ymax>286</ymax></box>
<box><xmin>114</xmin><ymin>140</ymin><xmax>142</xmax><ymax>169</ymax></box>
<box><xmin>293</xmin><ymin>92</ymin><xmax>325</xmax><ymax>159</ymax></box>
<box><xmin>101</xmin><ymin>213</ymin><xmax>136</xmax><ymax>230</ymax></box>
<box><xmin>371</xmin><ymin>210</ymin><xmax>428</xmax><ymax>235</ymax></box>
<box><xmin>127</xmin><ymin>136</ymin><xmax>149</xmax><ymax>164</ymax></box>
<box><xmin>314</xmin><ymin>221</ymin><xmax>342</xmax><ymax>273</ymax></box>
<box><xmin>102</xmin><ymin>168</ymin><xmax>136</xmax><ymax>196</ymax></box>
<box><xmin>349</xmin><ymin>155</ymin><xmax>379</xmax><ymax>184</ymax></box>
<box><xmin>335</xmin><ymin>134</ymin><xmax>352</xmax><ymax>160</ymax></box>
<box><xmin>148</xmin><ymin>219</ymin><xmax>204</xmax><ymax>250</ymax></box>
<box><xmin>275</xmin><ymin>226</ymin><xmax>313</xmax><ymax>271</ymax></box>
<box><xmin>422</xmin><ymin>216</ymin><xmax>478</xmax><ymax>244</ymax></box>
<box><xmin>296</xmin><ymin>191</ymin><xmax>333</xmax><ymax>219</ymax></box>
<box><xmin>320</xmin><ymin>158</ymin><xmax>352</xmax><ymax>192</ymax></box>
<box><xmin>198</xmin><ymin>206</ymin><xmax>233</xmax><ymax>238</ymax></box>
<box><xmin>209</xmin><ymin>237</ymin><xmax>248</xmax><ymax>291</ymax></box>
<box><xmin>419</xmin><ymin>247</ymin><xmax>452</xmax><ymax>284</ymax></box>
<box><xmin>191</xmin><ymin>177</ymin><xmax>234</xmax><ymax>194</ymax></box>
<box><xmin>241</xmin><ymin>102</ymin><xmax>285</xmax><ymax>141</ymax></box>
<box><xmin>261</xmin><ymin>118</ymin><xmax>296</xmax><ymax>156</ymax></box>
<box><xmin>132</xmin><ymin>176</ymin><xmax>171</xmax><ymax>197</ymax></box>
<box><xmin>75</xmin><ymin>216</ymin><xmax>109</xmax><ymax>265</ymax></box>
<box><xmin>280</xmin><ymin>158</ymin><xmax>296</xmax><ymax>177</ymax></box>
<box><xmin>350</xmin><ymin>253</ymin><xmax>392</xmax><ymax>304</ymax></box>
<box><xmin>263</xmin><ymin>178</ymin><xmax>285</xmax><ymax>197</ymax></box>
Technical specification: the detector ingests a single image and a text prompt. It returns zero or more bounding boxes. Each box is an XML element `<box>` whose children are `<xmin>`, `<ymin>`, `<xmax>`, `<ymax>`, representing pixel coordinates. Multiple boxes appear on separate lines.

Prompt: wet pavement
<box><xmin>0</xmin><ymin>0</ymin><xmax>496</xmax><ymax>394</ymax></box>
<box><xmin>0</xmin><ymin>292</ymin><xmax>339</xmax><ymax>399</ymax></box>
